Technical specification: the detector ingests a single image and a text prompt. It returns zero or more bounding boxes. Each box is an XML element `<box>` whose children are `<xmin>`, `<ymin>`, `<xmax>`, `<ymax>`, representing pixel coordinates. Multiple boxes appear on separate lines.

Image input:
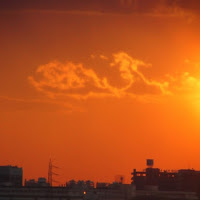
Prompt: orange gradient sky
<box><xmin>1</xmin><ymin>0</ymin><xmax>200</xmax><ymax>185</ymax></box>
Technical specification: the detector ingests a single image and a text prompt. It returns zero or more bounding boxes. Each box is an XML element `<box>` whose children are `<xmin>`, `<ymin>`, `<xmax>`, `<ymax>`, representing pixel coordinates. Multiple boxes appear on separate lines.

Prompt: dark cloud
<box><xmin>173</xmin><ymin>0</ymin><xmax>200</xmax><ymax>10</ymax></box>
<box><xmin>0</xmin><ymin>0</ymin><xmax>119</xmax><ymax>12</ymax></box>
<box><xmin>0</xmin><ymin>0</ymin><xmax>200</xmax><ymax>14</ymax></box>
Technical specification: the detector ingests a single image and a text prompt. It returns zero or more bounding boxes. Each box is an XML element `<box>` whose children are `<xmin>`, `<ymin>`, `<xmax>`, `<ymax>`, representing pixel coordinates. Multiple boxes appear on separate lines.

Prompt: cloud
<box><xmin>29</xmin><ymin>52</ymin><xmax>200</xmax><ymax>106</ymax></box>
<box><xmin>28</xmin><ymin>52</ymin><xmax>169</xmax><ymax>101</ymax></box>
<box><xmin>165</xmin><ymin>59</ymin><xmax>200</xmax><ymax>104</ymax></box>
<box><xmin>3</xmin><ymin>52</ymin><xmax>199</xmax><ymax>113</ymax></box>
<box><xmin>111</xmin><ymin>52</ymin><xmax>169</xmax><ymax>95</ymax></box>
<box><xmin>0</xmin><ymin>0</ymin><xmax>199</xmax><ymax>20</ymax></box>
<box><xmin>167</xmin><ymin>72</ymin><xmax>200</xmax><ymax>94</ymax></box>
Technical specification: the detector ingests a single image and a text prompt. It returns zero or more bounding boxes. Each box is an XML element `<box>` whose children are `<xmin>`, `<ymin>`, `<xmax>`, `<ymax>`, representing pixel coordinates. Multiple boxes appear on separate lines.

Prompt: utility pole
<box><xmin>48</xmin><ymin>159</ymin><xmax>59</xmax><ymax>187</ymax></box>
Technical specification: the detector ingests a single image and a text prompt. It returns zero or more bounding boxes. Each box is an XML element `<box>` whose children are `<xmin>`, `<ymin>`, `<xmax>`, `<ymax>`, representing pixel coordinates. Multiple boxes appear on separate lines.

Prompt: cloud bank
<box><xmin>1</xmin><ymin>0</ymin><xmax>200</xmax><ymax>18</ymax></box>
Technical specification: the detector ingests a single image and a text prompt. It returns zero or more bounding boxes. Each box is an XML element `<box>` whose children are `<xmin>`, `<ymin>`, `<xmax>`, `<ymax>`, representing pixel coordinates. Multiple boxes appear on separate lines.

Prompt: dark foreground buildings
<box><xmin>0</xmin><ymin>161</ymin><xmax>200</xmax><ymax>199</ymax></box>
<box><xmin>131</xmin><ymin>159</ymin><xmax>200</xmax><ymax>193</ymax></box>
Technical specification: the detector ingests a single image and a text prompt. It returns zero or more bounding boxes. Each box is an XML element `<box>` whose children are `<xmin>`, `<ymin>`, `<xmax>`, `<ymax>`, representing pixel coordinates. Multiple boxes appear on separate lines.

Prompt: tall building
<box><xmin>0</xmin><ymin>166</ymin><xmax>23</xmax><ymax>187</ymax></box>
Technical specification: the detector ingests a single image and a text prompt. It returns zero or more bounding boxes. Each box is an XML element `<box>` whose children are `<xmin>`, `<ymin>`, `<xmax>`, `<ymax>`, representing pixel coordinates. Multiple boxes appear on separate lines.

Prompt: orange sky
<box><xmin>1</xmin><ymin>0</ymin><xmax>200</xmax><ymax>185</ymax></box>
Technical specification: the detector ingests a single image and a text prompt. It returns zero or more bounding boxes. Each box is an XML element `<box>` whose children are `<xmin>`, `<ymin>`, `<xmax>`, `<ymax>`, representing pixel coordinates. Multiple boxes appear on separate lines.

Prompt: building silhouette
<box><xmin>25</xmin><ymin>177</ymin><xmax>50</xmax><ymax>187</ymax></box>
<box><xmin>131</xmin><ymin>159</ymin><xmax>200</xmax><ymax>192</ymax></box>
<box><xmin>0</xmin><ymin>161</ymin><xmax>200</xmax><ymax>199</ymax></box>
<box><xmin>0</xmin><ymin>166</ymin><xmax>22</xmax><ymax>187</ymax></box>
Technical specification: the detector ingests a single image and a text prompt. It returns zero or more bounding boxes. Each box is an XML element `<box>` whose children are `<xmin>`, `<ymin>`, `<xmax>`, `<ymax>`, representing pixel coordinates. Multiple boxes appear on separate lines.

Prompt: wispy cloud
<box><xmin>2</xmin><ymin>52</ymin><xmax>200</xmax><ymax>113</ymax></box>
<box><xmin>28</xmin><ymin>52</ymin><xmax>169</xmax><ymax>101</ymax></box>
<box><xmin>168</xmin><ymin>72</ymin><xmax>200</xmax><ymax>94</ymax></box>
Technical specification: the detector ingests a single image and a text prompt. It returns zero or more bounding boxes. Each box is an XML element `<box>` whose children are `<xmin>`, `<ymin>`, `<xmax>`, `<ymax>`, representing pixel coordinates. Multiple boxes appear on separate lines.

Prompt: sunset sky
<box><xmin>1</xmin><ymin>0</ymin><xmax>200</xmax><ymax>185</ymax></box>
